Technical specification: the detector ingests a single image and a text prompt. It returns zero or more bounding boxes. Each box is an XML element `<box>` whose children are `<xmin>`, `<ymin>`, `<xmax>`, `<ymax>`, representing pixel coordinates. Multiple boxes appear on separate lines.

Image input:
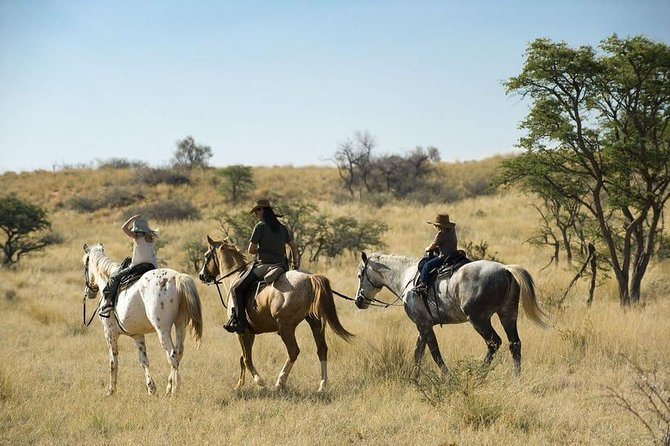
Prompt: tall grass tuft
<box><xmin>352</xmin><ymin>331</ymin><xmax>413</xmax><ymax>385</ymax></box>
<box><xmin>0</xmin><ymin>368</ymin><xmax>12</xmax><ymax>402</ymax></box>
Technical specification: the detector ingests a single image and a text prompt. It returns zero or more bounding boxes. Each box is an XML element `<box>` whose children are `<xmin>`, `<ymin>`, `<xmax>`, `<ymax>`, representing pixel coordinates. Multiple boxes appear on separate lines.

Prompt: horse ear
<box><xmin>83</xmin><ymin>243</ymin><xmax>89</xmax><ymax>253</ymax></box>
<box><xmin>361</xmin><ymin>252</ymin><xmax>368</xmax><ymax>263</ymax></box>
<box><xmin>206</xmin><ymin>235</ymin><xmax>215</xmax><ymax>246</ymax></box>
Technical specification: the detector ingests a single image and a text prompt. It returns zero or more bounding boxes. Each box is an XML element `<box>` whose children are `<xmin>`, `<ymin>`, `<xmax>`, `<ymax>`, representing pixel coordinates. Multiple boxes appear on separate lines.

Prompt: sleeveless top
<box><xmin>131</xmin><ymin>235</ymin><xmax>157</xmax><ymax>267</ymax></box>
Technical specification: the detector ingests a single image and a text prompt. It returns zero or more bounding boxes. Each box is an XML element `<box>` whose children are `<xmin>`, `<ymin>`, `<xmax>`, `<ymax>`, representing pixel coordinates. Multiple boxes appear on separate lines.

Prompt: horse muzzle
<box><xmin>198</xmin><ymin>271</ymin><xmax>216</xmax><ymax>284</ymax></box>
<box><xmin>354</xmin><ymin>295</ymin><xmax>369</xmax><ymax>309</ymax></box>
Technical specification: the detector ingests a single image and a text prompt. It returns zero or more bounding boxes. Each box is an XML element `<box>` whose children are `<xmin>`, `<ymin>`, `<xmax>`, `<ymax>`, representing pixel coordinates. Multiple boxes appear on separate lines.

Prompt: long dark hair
<box><xmin>261</xmin><ymin>207</ymin><xmax>282</xmax><ymax>232</ymax></box>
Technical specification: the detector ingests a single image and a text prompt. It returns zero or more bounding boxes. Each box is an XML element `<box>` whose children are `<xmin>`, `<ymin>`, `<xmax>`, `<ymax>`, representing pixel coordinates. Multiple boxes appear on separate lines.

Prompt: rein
<box><xmin>82</xmin><ymin>296</ymin><xmax>98</xmax><ymax>326</ymax></box>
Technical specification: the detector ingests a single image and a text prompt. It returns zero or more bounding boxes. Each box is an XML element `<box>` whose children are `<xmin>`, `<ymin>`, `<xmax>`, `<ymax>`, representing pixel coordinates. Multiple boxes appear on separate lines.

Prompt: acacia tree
<box><xmin>333</xmin><ymin>131</ymin><xmax>375</xmax><ymax>196</ymax></box>
<box><xmin>216</xmin><ymin>165</ymin><xmax>255</xmax><ymax>203</ymax></box>
<box><xmin>172</xmin><ymin>135</ymin><xmax>213</xmax><ymax>170</ymax></box>
<box><xmin>0</xmin><ymin>194</ymin><xmax>60</xmax><ymax>267</ymax></box>
<box><xmin>501</xmin><ymin>35</ymin><xmax>670</xmax><ymax>305</ymax></box>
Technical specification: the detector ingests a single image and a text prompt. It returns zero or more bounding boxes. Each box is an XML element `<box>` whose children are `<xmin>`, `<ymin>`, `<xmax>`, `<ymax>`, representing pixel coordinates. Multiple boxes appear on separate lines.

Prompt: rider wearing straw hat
<box><xmin>224</xmin><ymin>199</ymin><xmax>301</xmax><ymax>334</ymax></box>
<box><xmin>99</xmin><ymin>214</ymin><xmax>158</xmax><ymax>317</ymax></box>
<box><xmin>412</xmin><ymin>213</ymin><xmax>458</xmax><ymax>294</ymax></box>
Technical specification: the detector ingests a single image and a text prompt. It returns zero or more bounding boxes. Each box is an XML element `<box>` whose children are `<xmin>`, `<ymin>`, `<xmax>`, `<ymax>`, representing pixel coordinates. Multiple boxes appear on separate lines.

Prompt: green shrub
<box><xmin>134</xmin><ymin>167</ymin><xmax>191</xmax><ymax>186</ymax></box>
<box><xmin>96</xmin><ymin>158</ymin><xmax>147</xmax><ymax>169</ymax></box>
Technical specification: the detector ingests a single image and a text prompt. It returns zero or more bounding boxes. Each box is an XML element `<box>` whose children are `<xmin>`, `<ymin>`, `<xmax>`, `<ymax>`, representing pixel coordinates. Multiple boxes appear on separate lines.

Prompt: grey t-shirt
<box><xmin>250</xmin><ymin>222</ymin><xmax>293</xmax><ymax>264</ymax></box>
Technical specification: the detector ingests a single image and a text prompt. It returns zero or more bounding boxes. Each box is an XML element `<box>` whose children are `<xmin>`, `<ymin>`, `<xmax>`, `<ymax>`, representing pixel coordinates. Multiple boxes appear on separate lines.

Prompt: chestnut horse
<box><xmin>199</xmin><ymin>236</ymin><xmax>353</xmax><ymax>392</ymax></box>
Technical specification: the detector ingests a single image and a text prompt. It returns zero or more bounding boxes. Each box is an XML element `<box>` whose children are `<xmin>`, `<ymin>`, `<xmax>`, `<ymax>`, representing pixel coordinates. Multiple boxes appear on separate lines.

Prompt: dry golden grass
<box><xmin>1</xmin><ymin>163</ymin><xmax>668</xmax><ymax>445</ymax></box>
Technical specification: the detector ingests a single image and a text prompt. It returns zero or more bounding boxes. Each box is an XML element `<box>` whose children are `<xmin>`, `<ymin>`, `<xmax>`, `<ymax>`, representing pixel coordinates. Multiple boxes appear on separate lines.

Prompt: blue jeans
<box><xmin>420</xmin><ymin>256</ymin><xmax>446</xmax><ymax>283</ymax></box>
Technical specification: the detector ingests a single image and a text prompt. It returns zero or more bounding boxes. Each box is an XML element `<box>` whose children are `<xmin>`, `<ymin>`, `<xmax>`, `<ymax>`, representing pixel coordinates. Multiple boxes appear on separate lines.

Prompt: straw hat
<box><xmin>130</xmin><ymin>218</ymin><xmax>155</xmax><ymax>234</ymax></box>
<box><xmin>427</xmin><ymin>214</ymin><xmax>455</xmax><ymax>229</ymax></box>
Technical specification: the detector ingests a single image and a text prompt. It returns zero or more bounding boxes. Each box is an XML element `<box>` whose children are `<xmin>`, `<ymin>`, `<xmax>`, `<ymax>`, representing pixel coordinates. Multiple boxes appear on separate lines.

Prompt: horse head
<box><xmin>355</xmin><ymin>251</ymin><xmax>386</xmax><ymax>309</ymax></box>
<box><xmin>199</xmin><ymin>235</ymin><xmax>248</xmax><ymax>284</ymax></box>
<box><xmin>82</xmin><ymin>242</ymin><xmax>104</xmax><ymax>299</ymax></box>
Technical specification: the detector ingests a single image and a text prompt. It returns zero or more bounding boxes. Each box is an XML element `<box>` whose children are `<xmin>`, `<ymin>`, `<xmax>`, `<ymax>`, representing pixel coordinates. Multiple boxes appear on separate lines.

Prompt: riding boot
<box><xmin>225</xmin><ymin>268</ymin><xmax>259</xmax><ymax>333</ymax></box>
<box><xmin>412</xmin><ymin>279</ymin><xmax>428</xmax><ymax>294</ymax></box>
<box><xmin>100</xmin><ymin>275</ymin><xmax>120</xmax><ymax>317</ymax></box>
<box><xmin>224</xmin><ymin>294</ymin><xmax>249</xmax><ymax>334</ymax></box>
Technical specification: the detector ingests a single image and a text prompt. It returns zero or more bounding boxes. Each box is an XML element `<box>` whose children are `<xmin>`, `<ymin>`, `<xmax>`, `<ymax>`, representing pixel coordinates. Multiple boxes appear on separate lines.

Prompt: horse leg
<box><xmin>276</xmin><ymin>325</ymin><xmax>300</xmax><ymax>390</ymax></box>
<box><xmin>132</xmin><ymin>335</ymin><xmax>156</xmax><ymax>395</ymax></box>
<box><xmin>418</xmin><ymin>324</ymin><xmax>449</xmax><ymax>376</ymax></box>
<box><xmin>306</xmin><ymin>315</ymin><xmax>328</xmax><ymax>392</ymax></box>
<box><xmin>412</xmin><ymin>333</ymin><xmax>428</xmax><ymax>380</ymax></box>
<box><xmin>237</xmin><ymin>334</ymin><xmax>265</xmax><ymax>389</ymax></box>
<box><xmin>499</xmin><ymin>313</ymin><xmax>522</xmax><ymax>376</ymax></box>
<box><xmin>155</xmin><ymin>328</ymin><xmax>180</xmax><ymax>397</ymax></box>
<box><xmin>469</xmin><ymin>316</ymin><xmax>502</xmax><ymax>367</ymax></box>
<box><xmin>104</xmin><ymin>326</ymin><xmax>120</xmax><ymax>396</ymax></box>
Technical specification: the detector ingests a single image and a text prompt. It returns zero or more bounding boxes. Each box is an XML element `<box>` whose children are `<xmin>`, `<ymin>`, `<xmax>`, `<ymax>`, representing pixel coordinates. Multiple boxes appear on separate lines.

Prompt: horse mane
<box><xmin>88</xmin><ymin>245</ymin><xmax>120</xmax><ymax>280</ymax></box>
<box><xmin>220</xmin><ymin>241</ymin><xmax>248</xmax><ymax>270</ymax></box>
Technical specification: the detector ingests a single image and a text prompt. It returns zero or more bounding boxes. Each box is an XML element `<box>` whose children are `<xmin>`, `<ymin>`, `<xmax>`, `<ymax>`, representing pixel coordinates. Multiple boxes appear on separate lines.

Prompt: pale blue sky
<box><xmin>1</xmin><ymin>1</ymin><xmax>668</xmax><ymax>172</ymax></box>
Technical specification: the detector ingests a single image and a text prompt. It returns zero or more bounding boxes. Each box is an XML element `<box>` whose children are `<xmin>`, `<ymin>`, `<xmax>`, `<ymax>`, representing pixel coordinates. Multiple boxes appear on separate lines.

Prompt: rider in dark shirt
<box><xmin>224</xmin><ymin>199</ymin><xmax>300</xmax><ymax>334</ymax></box>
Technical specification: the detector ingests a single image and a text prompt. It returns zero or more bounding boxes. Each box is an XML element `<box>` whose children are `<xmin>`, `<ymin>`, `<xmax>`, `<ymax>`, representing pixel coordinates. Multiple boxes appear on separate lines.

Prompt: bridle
<box><xmin>355</xmin><ymin>260</ymin><xmax>404</xmax><ymax>308</ymax></box>
<box><xmin>82</xmin><ymin>253</ymin><xmax>100</xmax><ymax>326</ymax></box>
<box><xmin>83</xmin><ymin>254</ymin><xmax>99</xmax><ymax>295</ymax></box>
<box><xmin>200</xmin><ymin>245</ymin><xmax>249</xmax><ymax>309</ymax></box>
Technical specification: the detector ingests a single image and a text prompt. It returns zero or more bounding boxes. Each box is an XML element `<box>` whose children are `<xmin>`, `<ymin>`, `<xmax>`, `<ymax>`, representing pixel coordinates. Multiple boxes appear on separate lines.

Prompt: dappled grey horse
<box><xmin>354</xmin><ymin>252</ymin><xmax>548</xmax><ymax>376</ymax></box>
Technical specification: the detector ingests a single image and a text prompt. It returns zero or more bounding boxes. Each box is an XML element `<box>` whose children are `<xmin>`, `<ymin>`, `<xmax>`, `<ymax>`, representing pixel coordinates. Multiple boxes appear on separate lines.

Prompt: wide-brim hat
<box><xmin>427</xmin><ymin>213</ymin><xmax>455</xmax><ymax>229</ymax></box>
<box><xmin>130</xmin><ymin>218</ymin><xmax>154</xmax><ymax>234</ymax></box>
<box><xmin>249</xmin><ymin>199</ymin><xmax>273</xmax><ymax>214</ymax></box>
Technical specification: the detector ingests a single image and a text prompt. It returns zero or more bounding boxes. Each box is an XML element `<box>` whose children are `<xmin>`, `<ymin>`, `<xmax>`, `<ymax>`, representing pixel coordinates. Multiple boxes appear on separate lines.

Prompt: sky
<box><xmin>1</xmin><ymin>1</ymin><xmax>668</xmax><ymax>173</ymax></box>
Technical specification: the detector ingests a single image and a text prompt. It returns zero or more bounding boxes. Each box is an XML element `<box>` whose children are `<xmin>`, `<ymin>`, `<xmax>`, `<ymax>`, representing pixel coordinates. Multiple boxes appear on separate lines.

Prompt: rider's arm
<box><xmin>247</xmin><ymin>242</ymin><xmax>258</xmax><ymax>255</ymax></box>
<box><xmin>288</xmin><ymin>239</ymin><xmax>300</xmax><ymax>269</ymax></box>
<box><xmin>121</xmin><ymin>214</ymin><xmax>141</xmax><ymax>239</ymax></box>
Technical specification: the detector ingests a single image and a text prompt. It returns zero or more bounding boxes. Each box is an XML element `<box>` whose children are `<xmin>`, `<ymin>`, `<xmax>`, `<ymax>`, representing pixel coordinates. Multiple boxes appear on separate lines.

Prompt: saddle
<box><xmin>244</xmin><ymin>263</ymin><xmax>288</xmax><ymax>305</ymax></box>
<box><xmin>436</xmin><ymin>250</ymin><xmax>471</xmax><ymax>281</ymax></box>
<box><xmin>414</xmin><ymin>250</ymin><xmax>471</xmax><ymax>296</ymax></box>
<box><xmin>118</xmin><ymin>262</ymin><xmax>156</xmax><ymax>293</ymax></box>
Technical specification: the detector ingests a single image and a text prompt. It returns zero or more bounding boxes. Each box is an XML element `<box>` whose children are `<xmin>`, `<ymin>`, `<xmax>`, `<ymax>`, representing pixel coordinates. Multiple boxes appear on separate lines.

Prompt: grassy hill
<box><xmin>0</xmin><ymin>159</ymin><xmax>668</xmax><ymax>445</ymax></box>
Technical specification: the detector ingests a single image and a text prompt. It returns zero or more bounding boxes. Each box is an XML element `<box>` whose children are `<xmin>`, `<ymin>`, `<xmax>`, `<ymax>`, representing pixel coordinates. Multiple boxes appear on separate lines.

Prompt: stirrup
<box><xmin>412</xmin><ymin>283</ymin><xmax>428</xmax><ymax>292</ymax></box>
<box><xmin>223</xmin><ymin>316</ymin><xmax>239</xmax><ymax>333</ymax></box>
<box><xmin>99</xmin><ymin>304</ymin><xmax>113</xmax><ymax>318</ymax></box>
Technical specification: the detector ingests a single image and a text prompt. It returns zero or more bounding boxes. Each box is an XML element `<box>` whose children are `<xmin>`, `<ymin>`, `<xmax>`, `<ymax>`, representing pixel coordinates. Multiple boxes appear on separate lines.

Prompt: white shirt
<box><xmin>131</xmin><ymin>235</ymin><xmax>157</xmax><ymax>267</ymax></box>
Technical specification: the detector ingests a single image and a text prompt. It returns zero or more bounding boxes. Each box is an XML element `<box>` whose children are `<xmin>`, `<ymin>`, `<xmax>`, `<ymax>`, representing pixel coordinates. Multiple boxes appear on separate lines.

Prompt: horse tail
<box><xmin>309</xmin><ymin>274</ymin><xmax>354</xmax><ymax>342</ymax></box>
<box><xmin>505</xmin><ymin>265</ymin><xmax>548</xmax><ymax>329</ymax></box>
<box><xmin>176</xmin><ymin>274</ymin><xmax>203</xmax><ymax>347</ymax></box>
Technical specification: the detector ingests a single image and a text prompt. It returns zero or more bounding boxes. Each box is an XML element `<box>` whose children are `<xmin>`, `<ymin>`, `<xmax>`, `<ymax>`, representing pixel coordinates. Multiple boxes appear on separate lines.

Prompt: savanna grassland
<box><xmin>1</xmin><ymin>162</ymin><xmax>668</xmax><ymax>445</ymax></box>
